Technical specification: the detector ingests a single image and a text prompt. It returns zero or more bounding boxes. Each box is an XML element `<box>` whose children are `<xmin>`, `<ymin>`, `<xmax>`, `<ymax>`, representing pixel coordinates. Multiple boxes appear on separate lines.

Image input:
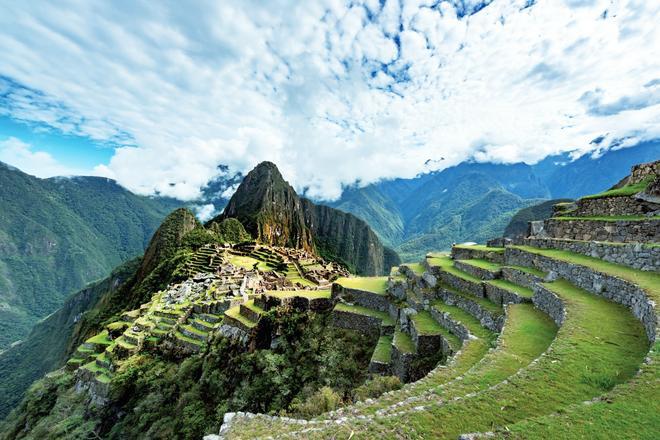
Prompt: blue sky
<box><xmin>0</xmin><ymin>0</ymin><xmax>659</xmax><ymax>200</ymax></box>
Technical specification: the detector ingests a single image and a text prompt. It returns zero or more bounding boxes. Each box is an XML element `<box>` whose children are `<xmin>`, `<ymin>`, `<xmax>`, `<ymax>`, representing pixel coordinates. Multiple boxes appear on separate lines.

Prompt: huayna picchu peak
<box><xmin>2</xmin><ymin>158</ymin><xmax>659</xmax><ymax>440</ymax></box>
<box><xmin>213</xmin><ymin>161</ymin><xmax>400</xmax><ymax>275</ymax></box>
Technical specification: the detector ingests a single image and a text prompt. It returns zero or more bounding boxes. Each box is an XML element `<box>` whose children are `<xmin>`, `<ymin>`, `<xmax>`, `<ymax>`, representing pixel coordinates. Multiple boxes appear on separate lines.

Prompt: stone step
<box><xmin>391</xmin><ymin>330</ymin><xmax>417</xmax><ymax>383</ymax></box>
<box><xmin>223</xmin><ymin>306</ymin><xmax>258</xmax><ymax>333</ymax></box>
<box><xmin>535</xmin><ymin>217</ymin><xmax>660</xmax><ymax>243</ymax></box>
<box><xmin>520</xmin><ymin>237</ymin><xmax>659</xmax><ymax>272</ymax></box>
<box><xmin>484</xmin><ymin>279</ymin><xmax>533</xmax><ymax>305</ymax></box>
<box><xmin>180</xmin><ymin>325</ymin><xmax>208</xmax><ymax>341</ymax></box>
<box><xmin>174</xmin><ymin>331</ymin><xmax>204</xmax><ymax>352</ymax></box>
<box><xmin>368</xmin><ymin>335</ymin><xmax>393</xmax><ymax>375</ymax></box>
<box><xmin>437</xmin><ymin>267</ymin><xmax>485</xmax><ymax>298</ymax></box>
<box><xmin>450</xmin><ymin>245</ymin><xmax>505</xmax><ymax>264</ymax></box>
<box><xmin>191</xmin><ymin>317</ymin><xmax>214</xmax><ymax>333</ymax></box>
<box><xmin>408</xmin><ymin>310</ymin><xmax>459</xmax><ymax>357</ymax></box>
<box><xmin>436</xmin><ymin>283</ymin><xmax>505</xmax><ymax>333</ymax></box>
<box><xmin>501</xmin><ymin>265</ymin><xmax>546</xmax><ymax>289</ymax></box>
<box><xmin>454</xmin><ymin>259</ymin><xmax>502</xmax><ymax>280</ymax></box>
<box><xmin>239</xmin><ymin>301</ymin><xmax>264</xmax><ymax>323</ymax></box>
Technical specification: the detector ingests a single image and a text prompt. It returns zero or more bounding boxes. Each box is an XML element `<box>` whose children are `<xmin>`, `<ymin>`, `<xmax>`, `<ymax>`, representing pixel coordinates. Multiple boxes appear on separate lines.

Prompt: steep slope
<box><xmin>215</xmin><ymin>162</ymin><xmax>399</xmax><ymax>275</ymax></box>
<box><xmin>0</xmin><ymin>208</ymin><xmax>198</xmax><ymax>418</ymax></box>
<box><xmin>503</xmin><ymin>199</ymin><xmax>573</xmax><ymax>238</ymax></box>
<box><xmin>0</xmin><ymin>162</ymin><xmax>180</xmax><ymax>349</ymax></box>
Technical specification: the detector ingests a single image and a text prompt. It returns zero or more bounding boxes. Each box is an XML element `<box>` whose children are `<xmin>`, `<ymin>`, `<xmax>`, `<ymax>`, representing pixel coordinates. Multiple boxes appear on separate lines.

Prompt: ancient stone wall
<box><xmin>501</xmin><ymin>267</ymin><xmax>545</xmax><ymax>289</ymax></box>
<box><xmin>522</xmin><ymin>238</ymin><xmax>660</xmax><ymax>272</ymax></box>
<box><xmin>451</xmin><ymin>247</ymin><xmax>505</xmax><ymax>263</ymax></box>
<box><xmin>390</xmin><ymin>345</ymin><xmax>415</xmax><ymax>383</ymax></box>
<box><xmin>454</xmin><ymin>261</ymin><xmax>499</xmax><ymax>280</ymax></box>
<box><xmin>628</xmin><ymin>160</ymin><xmax>660</xmax><ymax>184</ymax></box>
<box><xmin>540</xmin><ymin>218</ymin><xmax>660</xmax><ymax>243</ymax></box>
<box><xmin>484</xmin><ymin>283</ymin><xmax>529</xmax><ymax>306</ymax></box>
<box><xmin>333</xmin><ymin>285</ymin><xmax>391</xmax><ymax>312</ymax></box>
<box><xmin>531</xmin><ymin>284</ymin><xmax>565</xmax><ymax>326</ymax></box>
<box><xmin>429</xmin><ymin>308</ymin><xmax>471</xmax><ymax>341</ymax></box>
<box><xmin>439</xmin><ymin>271</ymin><xmax>485</xmax><ymax>298</ymax></box>
<box><xmin>436</xmin><ymin>286</ymin><xmax>505</xmax><ymax>332</ymax></box>
<box><xmin>331</xmin><ymin>309</ymin><xmax>382</xmax><ymax>336</ymax></box>
<box><xmin>505</xmin><ymin>247</ymin><xmax>657</xmax><ymax>341</ymax></box>
<box><xmin>573</xmin><ymin>196</ymin><xmax>658</xmax><ymax>217</ymax></box>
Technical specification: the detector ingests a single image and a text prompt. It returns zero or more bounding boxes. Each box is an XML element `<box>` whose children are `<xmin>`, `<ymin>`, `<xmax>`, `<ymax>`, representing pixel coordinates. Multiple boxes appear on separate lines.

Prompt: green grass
<box><xmin>427</xmin><ymin>255</ymin><xmax>482</xmax><ymax>284</ymax></box>
<box><xmin>451</xmin><ymin>244</ymin><xmax>504</xmax><ymax>252</ymax></box>
<box><xmin>402</xmin><ymin>262</ymin><xmax>426</xmax><ymax>275</ymax></box>
<box><xmin>438</xmin><ymin>281</ymin><xmax>503</xmax><ymax>316</ymax></box>
<box><xmin>181</xmin><ymin>324</ymin><xmax>207</xmax><ymax>337</ymax></box>
<box><xmin>513</xmin><ymin>246</ymin><xmax>660</xmax><ymax>301</ymax></box>
<box><xmin>486</xmin><ymin>279</ymin><xmax>534</xmax><ymax>298</ymax></box>
<box><xmin>335</xmin><ymin>277</ymin><xmax>388</xmax><ymax>294</ymax></box>
<box><xmin>581</xmin><ymin>174</ymin><xmax>655</xmax><ymax>199</ymax></box>
<box><xmin>333</xmin><ymin>303</ymin><xmax>395</xmax><ymax>326</ymax></box>
<box><xmin>552</xmin><ymin>215</ymin><xmax>659</xmax><ymax>221</ymax></box>
<box><xmin>371</xmin><ymin>335</ymin><xmax>393</xmax><ymax>364</ymax></box>
<box><xmin>224</xmin><ymin>306</ymin><xmax>257</xmax><ymax>328</ymax></box>
<box><xmin>242</xmin><ymin>299</ymin><xmax>265</xmax><ymax>314</ymax></box>
<box><xmin>265</xmin><ymin>290</ymin><xmax>331</xmax><ymax>299</ymax></box>
<box><xmin>226</xmin><ymin>254</ymin><xmax>272</xmax><ymax>271</ymax></box>
<box><xmin>457</xmin><ymin>259</ymin><xmax>502</xmax><ymax>271</ymax></box>
<box><xmin>505</xmin><ymin>265</ymin><xmax>546</xmax><ymax>278</ymax></box>
<box><xmin>412</xmin><ymin>310</ymin><xmax>462</xmax><ymax>350</ymax></box>
<box><xmin>174</xmin><ymin>331</ymin><xmax>205</xmax><ymax>347</ymax></box>
<box><xmin>430</xmin><ymin>301</ymin><xmax>495</xmax><ymax>340</ymax></box>
<box><xmin>81</xmin><ymin>360</ymin><xmax>109</xmax><ymax>375</ymax></box>
<box><xmin>85</xmin><ymin>330</ymin><xmax>113</xmax><ymax>346</ymax></box>
<box><xmin>393</xmin><ymin>331</ymin><xmax>415</xmax><ymax>354</ymax></box>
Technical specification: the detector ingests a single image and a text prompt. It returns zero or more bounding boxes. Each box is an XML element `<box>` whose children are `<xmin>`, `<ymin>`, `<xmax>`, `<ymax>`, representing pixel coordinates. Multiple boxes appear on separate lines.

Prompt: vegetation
<box><xmin>335</xmin><ymin>276</ymin><xmax>388</xmax><ymax>294</ymax></box>
<box><xmin>581</xmin><ymin>174</ymin><xmax>655</xmax><ymax>199</ymax></box>
<box><xmin>486</xmin><ymin>279</ymin><xmax>534</xmax><ymax>298</ymax></box>
<box><xmin>352</xmin><ymin>376</ymin><xmax>401</xmax><ymax>402</ymax></box>
<box><xmin>371</xmin><ymin>335</ymin><xmax>393</xmax><ymax>363</ymax></box>
<box><xmin>334</xmin><ymin>303</ymin><xmax>395</xmax><ymax>326</ymax></box>
<box><xmin>503</xmin><ymin>198</ymin><xmax>573</xmax><ymax>237</ymax></box>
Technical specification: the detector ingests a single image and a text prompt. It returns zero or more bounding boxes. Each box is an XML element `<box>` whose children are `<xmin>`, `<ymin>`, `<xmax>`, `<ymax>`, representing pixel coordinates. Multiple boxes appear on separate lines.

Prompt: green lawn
<box><xmin>457</xmin><ymin>259</ymin><xmax>502</xmax><ymax>272</ymax></box>
<box><xmin>335</xmin><ymin>277</ymin><xmax>388</xmax><ymax>294</ymax></box>
<box><xmin>486</xmin><ymin>279</ymin><xmax>534</xmax><ymax>298</ymax></box>
<box><xmin>265</xmin><ymin>290</ymin><xmax>331</xmax><ymax>299</ymax></box>
<box><xmin>371</xmin><ymin>335</ymin><xmax>393</xmax><ymax>364</ymax></box>
<box><xmin>334</xmin><ymin>303</ymin><xmax>395</xmax><ymax>326</ymax></box>
<box><xmin>393</xmin><ymin>331</ymin><xmax>415</xmax><ymax>354</ymax></box>
<box><xmin>224</xmin><ymin>306</ymin><xmax>257</xmax><ymax>328</ymax></box>
<box><xmin>513</xmin><ymin>246</ymin><xmax>660</xmax><ymax>300</ymax></box>
<box><xmin>581</xmin><ymin>174</ymin><xmax>655</xmax><ymax>200</ymax></box>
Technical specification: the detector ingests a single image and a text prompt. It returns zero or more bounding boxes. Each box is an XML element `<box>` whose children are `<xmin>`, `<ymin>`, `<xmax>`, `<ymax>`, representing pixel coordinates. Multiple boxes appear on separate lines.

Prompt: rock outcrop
<box><xmin>213</xmin><ymin>162</ymin><xmax>400</xmax><ymax>275</ymax></box>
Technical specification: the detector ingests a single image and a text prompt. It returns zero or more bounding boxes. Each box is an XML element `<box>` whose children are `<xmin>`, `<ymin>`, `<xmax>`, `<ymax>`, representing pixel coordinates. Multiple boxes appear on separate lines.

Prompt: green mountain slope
<box><xmin>0</xmin><ymin>162</ymin><xmax>180</xmax><ymax>349</ymax></box>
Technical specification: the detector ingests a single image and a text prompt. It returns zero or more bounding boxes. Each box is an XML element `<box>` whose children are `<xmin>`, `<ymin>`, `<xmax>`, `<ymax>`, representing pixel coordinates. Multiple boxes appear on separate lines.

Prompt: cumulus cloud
<box><xmin>0</xmin><ymin>0</ymin><xmax>658</xmax><ymax>200</ymax></box>
<box><xmin>0</xmin><ymin>137</ymin><xmax>91</xmax><ymax>177</ymax></box>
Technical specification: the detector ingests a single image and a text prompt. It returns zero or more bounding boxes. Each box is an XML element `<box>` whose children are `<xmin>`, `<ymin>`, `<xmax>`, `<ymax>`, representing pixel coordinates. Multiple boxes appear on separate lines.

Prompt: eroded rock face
<box><xmin>213</xmin><ymin>162</ymin><xmax>400</xmax><ymax>275</ymax></box>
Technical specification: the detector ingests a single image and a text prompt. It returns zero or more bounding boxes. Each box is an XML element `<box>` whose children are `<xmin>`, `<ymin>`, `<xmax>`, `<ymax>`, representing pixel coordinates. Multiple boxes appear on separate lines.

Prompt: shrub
<box><xmin>290</xmin><ymin>386</ymin><xmax>342</xmax><ymax>418</ymax></box>
<box><xmin>352</xmin><ymin>375</ymin><xmax>402</xmax><ymax>402</ymax></box>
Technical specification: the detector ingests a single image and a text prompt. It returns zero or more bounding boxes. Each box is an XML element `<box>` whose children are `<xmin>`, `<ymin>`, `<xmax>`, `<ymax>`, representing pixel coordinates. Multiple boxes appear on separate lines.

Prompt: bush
<box><xmin>290</xmin><ymin>386</ymin><xmax>342</xmax><ymax>418</ymax></box>
<box><xmin>352</xmin><ymin>375</ymin><xmax>402</xmax><ymax>402</ymax></box>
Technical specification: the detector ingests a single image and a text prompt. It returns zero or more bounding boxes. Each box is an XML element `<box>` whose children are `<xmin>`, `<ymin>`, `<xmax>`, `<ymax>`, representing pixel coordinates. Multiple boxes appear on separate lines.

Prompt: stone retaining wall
<box><xmin>505</xmin><ymin>247</ymin><xmax>657</xmax><ymax>341</ymax></box>
<box><xmin>333</xmin><ymin>284</ymin><xmax>391</xmax><ymax>312</ymax></box>
<box><xmin>368</xmin><ymin>359</ymin><xmax>391</xmax><ymax>375</ymax></box>
<box><xmin>531</xmin><ymin>284</ymin><xmax>565</xmax><ymax>326</ymax></box>
<box><xmin>451</xmin><ymin>247</ymin><xmax>505</xmax><ymax>263</ymax></box>
<box><xmin>439</xmin><ymin>271</ymin><xmax>485</xmax><ymax>298</ymax></box>
<box><xmin>573</xmin><ymin>196</ymin><xmax>657</xmax><ymax>217</ymax></box>
<box><xmin>239</xmin><ymin>305</ymin><xmax>261</xmax><ymax>322</ymax></box>
<box><xmin>628</xmin><ymin>160</ymin><xmax>659</xmax><ymax>184</ymax></box>
<box><xmin>437</xmin><ymin>287</ymin><xmax>504</xmax><ymax>333</ymax></box>
<box><xmin>454</xmin><ymin>260</ymin><xmax>499</xmax><ymax>280</ymax></box>
<box><xmin>410</xmin><ymin>321</ymin><xmax>444</xmax><ymax>357</ymax></box>
<box><xmin>429</xmin><ymin>308</ymin><xmax>471</xmax><ymax>341</ymax></box>
<box><xmin>501</xmin><ymin>267</ymin><xmax>545</xmax><ymax>289</ymax></box>
<box><xmin>331</xmin><ymin>309</ymin><xmax>382</xmax><ymax>336</ymax></box>
<box><xmin>540</xmin><ymin>218</ymin><xmax>660</xmax><ymax>243</ymax></box>
<box><xmin>522</xmin><ymin>238</ymin><xmax>660</xmax><ymax>272</ymax></box>
<box><xmin>390</xmin><ymin>345</ymin><xmax>415</xmax><ymax>383</ymax></box>
<box><xmin>484</xmin><ymin>283</ymin><xmax>529</xmax><ymax>306</ymax></box>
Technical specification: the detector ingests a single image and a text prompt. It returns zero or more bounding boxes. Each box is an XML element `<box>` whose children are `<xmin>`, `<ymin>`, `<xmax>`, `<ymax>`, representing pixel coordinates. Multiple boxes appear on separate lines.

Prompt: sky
<box><xmin>0</xmin><ymin>0</ymin><xmax>659</xmax><ymax>201</ymax></box>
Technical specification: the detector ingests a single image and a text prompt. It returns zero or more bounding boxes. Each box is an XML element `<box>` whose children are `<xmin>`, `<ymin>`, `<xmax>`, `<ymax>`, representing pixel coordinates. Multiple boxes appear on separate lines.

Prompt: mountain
<box><xmin>214</xmin><ymin>161</ymin><xmax>400</xmax><ymax>275</ymax></box>
<box><xmin>0</xmin><ymin>208</ymin><xmax>199</xmax><ymax>418</ymax></box>
<box><xmin>329</xmin><ymin>141</ymin><xmax>660</xmax><ymax>261</ymax></box>
<box><xmin>503</xmin><ymin>199</ymin><xmax>573</xmax><ymax>239</ymax></box>
<box><xmin>0</xmin><ymin>162</ymin><xmax>181</xmax><ymax>349</ymax></box>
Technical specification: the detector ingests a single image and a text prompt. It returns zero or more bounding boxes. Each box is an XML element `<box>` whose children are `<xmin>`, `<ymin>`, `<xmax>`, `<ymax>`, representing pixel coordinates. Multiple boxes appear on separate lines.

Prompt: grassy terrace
<box><xmin>412</xmin><ymin>310</ymin><xmax>461</xmax><ymax>350</ymax></box>
<box><xmin>402</xmin><ymin>262</ymin><xmax>426</xmax><ymax>275</ymax></box>
<box><xmin>458</xmin><ymin>259</ymin><xmax>502</xmax><ymax>271</ymax></box>
<box><xmin>505</xmin><ymin>265</ymin><xmax>546</xmax><ymax>278</ymax></box>
<box><xmin>226</xmin><ymin>254</ymin><xmax>272</xmax><ymax>271</ymax></box>
<box><xmin>371</xmin><ymin>335</ymin><xmax>393</xmax><ymax>363</ymax></box>
<box><xmin>581</xmin><ymin>174</ymin><xmax>655</xmax><ymax>199</ymax></box>
<box><xmin>452</xmin><ymin>244</ymin><xmax>504</xmax><ymax>253</ymax></box>
<box><xmin>175</xmin><ymin>331</ymin><xmax>205</xmax><ymax>346</ymax></box>
<box><xmin>242</xmin><ymin>299</ymin><xmax>265</xmax><ymax>314</ymax></box>
<box><xmin>438</xmin><ymin>281</ymin><xmax>503</xmax><ymax>316</ymax></box>
<box><xmin>86</xmin><ymin>330</ymin><xmax>113</xmax><ymax>346</ymax></box>
<box><xmin>335</xmin><ymin>276</ymin><xmax>388</xmax><ymax>294</ymax></box>
<box><xmin>393</xmin><ymin>330</ymin><xmax>415</xmax><ymax>354</ymax></box>
<box><xmin>265</xmin><ymin>289</ymin><xmax>331</xmax><ymax>299</ymax></box>
<box><xmin>333</xmin><ymin>303</ymin><xmax>395</xmax><ymax>326</ymax></box>
<box><xmin>224</xmin><ymin>306</ymin><xmax>257</xmax><ymax>328</ymax></box>
<box><xmin>430</xmin><ymin>301</ymin><xmax>495</xmax><ymax>340</ymax></box>
<box><xmin>228</xmin><ymin>303</ymin><xmax>555</xmax><ymax>435</ymax></box>
<box><xmin>552</xmin><ymin>215</ymin><xmax>660</xmax><ymax>221</ymax></box>
<box><xmin>486</xmin><ymin>279</ymin><xmax>534</xmax><ymax>298</ymax></box>
<box><xmin>427</xmin><ymin>255</ymin><xmax>482</xmax><ymax>284</ymax></box>
<box><xmin>513</xmin><ymin>246</ymin><xmax>660</xmax><ymax>300</ymax></box>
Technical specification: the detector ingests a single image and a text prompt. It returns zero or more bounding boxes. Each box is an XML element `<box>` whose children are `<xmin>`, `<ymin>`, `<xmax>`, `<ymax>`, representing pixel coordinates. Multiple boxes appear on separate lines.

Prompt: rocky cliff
<box><xmin>214</xmin><ymin>162</ymin><xmax>399</xmax><ymax>275</ymax></box>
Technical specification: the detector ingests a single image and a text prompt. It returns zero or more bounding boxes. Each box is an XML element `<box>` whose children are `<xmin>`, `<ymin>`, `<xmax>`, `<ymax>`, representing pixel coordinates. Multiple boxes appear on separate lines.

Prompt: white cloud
<box><xmin>0</xmin><ymin>0</ymin><xmax>658</xmax><ymax>200</ymax></box>
<box><xmin>0</xmin><ymin>137</ymin><xmax>92</xmax><ymax>178</ymax></box>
